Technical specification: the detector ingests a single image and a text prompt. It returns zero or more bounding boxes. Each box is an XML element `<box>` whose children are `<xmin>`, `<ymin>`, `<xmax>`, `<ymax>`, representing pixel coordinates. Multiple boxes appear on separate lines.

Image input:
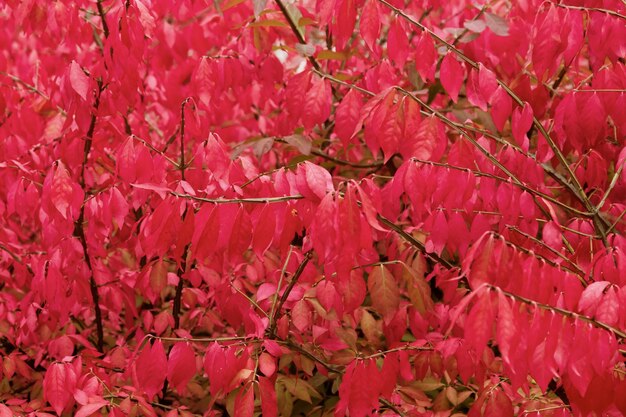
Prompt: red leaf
<box><xmin>364</xmin><ymin>89</ymin><xmax>399</xmax><ymax>161</ymax></box>
<box><xmin>334</xmin><ymin>0</ymin><xmax>357</xmax><ymax>50</ymax></box>
<box><xmin>285</xmin><ymin>72</ymin><xmax>311</xmax><ymax>123</ymax></box>
<box><xmin>234</xmin><ymin>384</ymin><xmax>254</xmax><ymax>417</ymax></box>
<box><xmin>466</xmin><ymin>64</ymin><xmax>498</xmax><ymax>111</ymax></box>
<box><xmin>402</xmin><ymin>114</ymin><xmax>446</xmax><ymax>161</ymax></box>
<box><xmin>134</xmin><ymin>340</ymin><xmax>167</xmax><ymax>400</ymax></box>
<box><xmin>167</xmin><ymin>342</ymin><xmax>196</xmax><ymax>394</ymax></box>
<box><xmin>259</xmin><ymin>377</ymin><xmax>278</xmax><ymax>417</ymax></box>
<box><xmin>75</xmin><ymin>400</ymin><xmax>109</xmax><ymax>417</ymax></box>
<box><xmin>440</xmin><ymin>53</ymin><xmax>465</xmax><ymax>103</ymax></box>
<box><xmin>69</xmin><ymin>61</ymin><xmax>90</xmax><ymax>101</ymax></box>
<box><xmin>302</xmin><ymin>76</ymin><xmax>332</xmax><ymax>129</ymax></box>
<box><xmin>465</xmin><ymin>292</ymin><xmax>494</xmax><ymax>355</ymax></box>
<box><xmin>258</xmin><ymin>352</ymin><xmax>276</xmax><ymax>377</ymax></box>
<box><xmin>414</xmin><ymin>33</ymin><xmax>437</xmax><ymax>82</ymax></box>
<box><xmin>511</xmin><ymin>102</ymin><xmax>533</xmax><ymax>150</ymax></box>
<box><xmin>338</xmin><ymin>360</ymin><xmax>381</xmax><ymax>417</ymax></box>
<box><xmin>578</xmin><ymin>281</ymin><xmax>611</xmax><ymax>316</ymax></box>
<box><xmin>301</xmin><ymin>161</ymin><xmax>333</xmax><ymax>200</ymax></box>
<box><xmin>204</xmin><ymin>343</ymin><xmax>248</xmax><ymax>397</ymax></box>
<box><xmin>484</xmin><ymin>390</ymin><xmax>514</xmax><ymax>417</ymax></box>
<box><xmin>0</xmin><ymin>404</ymin><xmax>12</xmax><ymax>417</ymax></box>
<box><xmin>360</xmin><ymin>0</ymin><xmax>381</xmax><ymax>57</ymax></box>
<box><xmin>337</xmin><ymin>270</ymin><xmax>367</xmax><ymax>313</ymax></box>
<box><xmin>368</xmin><ymin>265</ymin><xmax>400</xmax><ymax>318</ymax></box>
<box><xmin>387</xmin><ymin>18</ymin><xmax>409</xmax><ymax>68</ymax></box>
<box><xmin>291</xmin><ymin>299</ymin><xmax>312</xmax><ymax>332</ymax></box>
<box><xmin>43</xmin><ymin>162</ymin><xmax>84</xmax><ymax>221</ymax></box>
<box><xmin>490</xmin><ymin>86</ymin><xmax>513</xmax><ymax>131</ymax></box>
<box><xmin>335</xmin><ymin>89</ymin><xmax>364</xmax><ymax>147</ymax></box>
<box><xmin>252</xmin><ymin>204</ymin><xmax>276</xmax><ymax>258</ymax></box>
<box><xmin>496</xmin><ymin>291</ymin><xmax>517</xmax><ymax>367</ymax></box>
<box><xmin>595</xmin><ymin>286</ymin><xmax>619</xmax><ymax>326</ymax></box>
<box><xmin>44</xmin><ymin>363</ymin><xmax>74</xmax><ymax>415</ymax></box>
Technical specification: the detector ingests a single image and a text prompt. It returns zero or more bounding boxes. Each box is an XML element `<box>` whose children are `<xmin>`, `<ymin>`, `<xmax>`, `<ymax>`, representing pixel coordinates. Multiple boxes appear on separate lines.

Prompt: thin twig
<box><xmin>360</xmin><ymin>344</ymin><xmax>433</xmax><ymax>359</ymax></box>
<box><xmin>96</xmin><ymin>0</ymin><xmax>110</xmax><ymax>38</ymax></box>
<box><xmin>130</xmin><ymin>135</ymin><xmax>179</xmax><ymax>168</ymax></box>
<box><xmin>75</xmin><ymin>80</ymin><xmax>105</xmax><ymax>352</ymax></box>
<box><xmin>170</xmin><ymin>191</ymin><xmax>304</xmax><ymax>204</ymax></box>
<box><xmin>147</xmin><ymin>334</ymin><xmax>255</xmax><ymax>343</ymax></box>
<box><xmin>0</xmin><ymin>243</ymin><xmax>23</xmax><ymax>264</ymax></box>
<box><xmin>268</xmin><ymin>250</ymin><xmax>313</xmax><ymax>337</ymax></box>
<box><xmin>269</xmin><ymin>246</ymin><xmax>294</xmax><ymax>329</ymax></box>
<box><xmin>273</xmin><ymin>0</ymin><xmax>321</xmax><ymax>72</ymax></box>
<box><xmin>377</xmin><ymin>214</ymin><xmax>457</xmax><ymax>269</ymax></box>
<box><xmin>490</xmin><ymin>285</ymin><xmax>626</xmax><ymax>339</ymax></box>
<box><xmin>505</xmin><ymin>225</ymin><xmax>586</xmax><ymax>278</ymax></box>
<box><xmin>551</xmin><ymin>3</ymin><xmax>626</xmax><ymax>20</ymax></box>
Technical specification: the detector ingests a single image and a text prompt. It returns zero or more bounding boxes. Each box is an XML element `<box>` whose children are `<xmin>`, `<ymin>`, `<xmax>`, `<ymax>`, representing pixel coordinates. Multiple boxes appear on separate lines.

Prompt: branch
<box><xmin>170</xmin><ymin>191</ymin><xmax>304</xmax><ymax>204</ymax></box>
<box><xmin>273</xmin><ymin>0</ymin><xmax>321</xmax><ymax>71</ymax></box>
<box><xmin>505</xmin><ymin>225</ymin><xmax>586</xmax><ymax>278</ymax></box>
<box><xmin>0</xmin><ymin>243</ymin><xmax>23</xmax><ymax>264</ymax></box>
<box><xmin>130</xmin><ymin>135</ymin><xmax>179</xmax><ymax>168</ymax></box>
<box><xmin>490</xmin><ymin>285</ymin><xmax>626</xmax><ymax>340</ymax></box>
<box><xmin>551</xmin><ymin>3</ymin><xmax>626</xmax><ymax>21</ymax></box>
<box><xmin>376</xmin><ymin>214</ymin><xmax>457</xmax><ymax>270</ymax></box>
<box><xmin>172</xmin><ymin>99</ymin><xmax>193</xmax><ymax>330</ymax></box>
<box><xmin>96</xmin><ymin>0</ymin><xmax>110</xmax><ymax>38</ymax></box>
<box><xmin>147</xmin><ymin>334</ymin><xmax>255</xmax><ymax>343</ymax></box>
<box><xmin>268</xmin><ymin>250</ymin><xmax>313</xmax><ymax>337</ymax></box>
<box><xmin>75</xmin><ymin>81</ymin><xmax>105</xmax><ymax>352</ymax></box>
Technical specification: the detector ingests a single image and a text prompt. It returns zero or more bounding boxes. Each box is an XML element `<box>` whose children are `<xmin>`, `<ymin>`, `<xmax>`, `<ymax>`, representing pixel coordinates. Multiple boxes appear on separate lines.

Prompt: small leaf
<box><xmin>368</xmin><ymin>265</ymin><xmax>400</xmax><ymax>318</ymax></box>
<box><xmin>252</xmin><ymin>0</ymin><xmax>267</xmax><ymax>17</ymax></box>
<box><xmin>259</xmin><ymin>376</ymin><xmax>278</xmax><ymax>417</ymax></box>
<box><xmin>75</xmin><ymin>400</ymin><xmax>109</xmax><ymax>417</ymax></box>
<box><xmin>44</xmin><ymin>363</ymin><xmax>72</xmax><ymax>416</ymax></box>
<box><xmin>284</xmin><ymin>134</ymin><xmax>311</xmax><ymax>155</ymax></box>
<box><xmin>484</xmin><ymin>12</ymin><xmax>509</xmax><ymax>36</ymax></box>
<box><xmin>234</xmin><ymin>384</ymin><xmax>255</xmax><ymax>417</ymax></box>
<box><xmin>167</xmin><ymin>342</ymin><xmax>196</xmax><ymax>394</ymax></box>
<box><xmin>134</xmin><ymin>340</ymin><xmax>167</xmax><ymax>400</ymax></box>
<box><xmin>69</xmin><ymin>61</ymin><xmax>90</xmax><ymax>100</ymax></box>
<box><xmin>440</xmin><ymin>53</ymin><xmax>465</xmax><ymax>103</ymax></box>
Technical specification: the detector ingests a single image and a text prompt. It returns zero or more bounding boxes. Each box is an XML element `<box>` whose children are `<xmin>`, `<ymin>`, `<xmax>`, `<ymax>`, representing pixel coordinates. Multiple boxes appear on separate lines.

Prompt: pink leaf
<box><xmin>368</xmin><ymin>265</ymin><xmax>400</xmax><ymax>318</ymax></box>
<box><xmin>44</xmin><ymin>363</ymin><xmax>74</xmax><ymax>416</ymax></box>
<box><xmin>303</xmin><ymin>162</ymin><xmax>333</xmax><ymax>200</ymax></box>
<box><xmin>387</xmin><ymin>18</ymin><xmax>409</xmax><ymax>68</ymax></box>
<box><xmin>578</xmin><ymin>281</ymin><xmax>611</xmax><ymax>315</ymax></box>
<box><xmin>134</xmin><ymin>340</ymin><xmax>167</xmax><ymax>400</ymax></box>
<box><xmin>167</xmin><ymin>342</ymin><xmax>196</xmax><ymax>394</ymax></box>
<box><xmin>440</xmin><ymin>53</ymin><xmax>465</xmax><ymax>103</ymax></box>
<box><xmin>69</xmin><ymin>61</ymin><xmax>90</xmax><ymax>101</ymax></box>
<box><xmin>258</xmin><ymin>352</ymin><xmax>276</xmax><ymax>377</ymax></box>
<box><xmin>414</xmin><ymin>33</ymin><xmax>437</xmax><ymax>82</ymax></box>
<box><xmin>75</xmin><ymin>400</ymin><xmax>109</xmax><ymax>417</ymax></box>
<box><xmin>302</xmin><ymin>76</ymin><xmax>332</xmax><ymax>129</ymax></box>
<box><xmin>511</xmin><ymin>102</ymin><xmax>533</xmax><ymax>150</ymax></box>
<box><xmin>234</xmin><ymin>384</ymin><xmax>254</xmax><ymax>417</ymax></box>
<box><xmin>360</xmin><ymin>0</ymin><xmax>380</xmax><ymax>57</ymax></box>
<box><xmin>259</xmin><ymin>376</ymin><xmax>278</xmax><ymax>417</ymax></box>
<box><xmin>335</xmin><ymin>89</ymin><xmax>364</xmax><ymax>147</ymax></box>
<box><xmin>338</xmin><ymin>360</ymin><xmax>381</xmax><ymax>417</ymax></box>
<box><xmin>465</xmin><ymin>291</ymin><xmax>494</xmax><ymax>355</ymax></box>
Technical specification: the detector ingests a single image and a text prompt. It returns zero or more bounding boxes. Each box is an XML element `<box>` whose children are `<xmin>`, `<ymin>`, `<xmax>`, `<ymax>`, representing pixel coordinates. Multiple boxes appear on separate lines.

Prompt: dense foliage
<box><xmin>1</xmin><ymin>0</ymin><xmax>626</xmax><ymax>416</ymax></box>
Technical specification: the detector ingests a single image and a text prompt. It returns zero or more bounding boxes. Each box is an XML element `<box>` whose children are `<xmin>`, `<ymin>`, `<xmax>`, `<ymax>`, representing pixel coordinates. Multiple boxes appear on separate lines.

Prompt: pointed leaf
<box><xmin>368</xmin><ymin>265</ymin><xmax>400</xmax><ymax>318</ymax></box>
